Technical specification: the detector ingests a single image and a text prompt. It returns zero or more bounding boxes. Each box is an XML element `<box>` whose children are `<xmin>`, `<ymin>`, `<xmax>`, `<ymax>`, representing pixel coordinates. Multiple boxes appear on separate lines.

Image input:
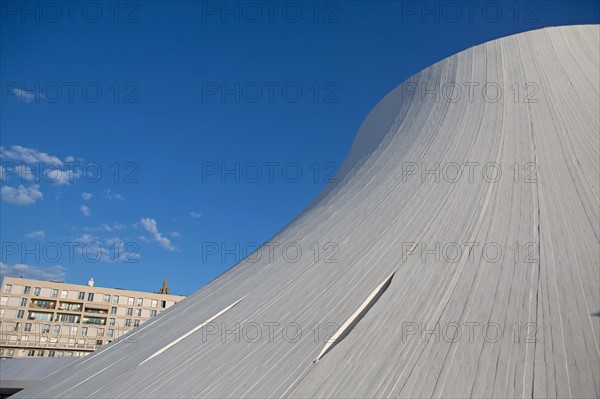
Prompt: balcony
<box><xmin>84</xmin><ymin>307</ymin><xmax>108</xmax><ymax>315</ymax></box>
<box><xmin>57</xmin><ymin>314</ymin><xmax>81</xmax><ymax>324</ymax></box>
<box><xmin>27</xmin><ymin>311</ymin><xmax>54</xmax><ymax>322</ymax></box>
<box><xmin>29</xmin><ymin>301</ymin><xmax>56</xmax><ymax>310</ymax></box>
<box><xmin>58</xmin><ymin>302</ymin><xmax>82</xmax><ymax>312</ymax></box>
<box><xmin>82</xmin><ymin>317</ymin><xmax>107</xmax><ymax>326</ymax></box>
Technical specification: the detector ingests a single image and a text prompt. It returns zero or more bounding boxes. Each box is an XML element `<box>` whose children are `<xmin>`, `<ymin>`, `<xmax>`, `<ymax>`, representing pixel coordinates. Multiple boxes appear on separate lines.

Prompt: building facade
<box><xmin>0</xmin><ymin>277</ymin><xmax>185</xmax><ymax>359</ymax></box>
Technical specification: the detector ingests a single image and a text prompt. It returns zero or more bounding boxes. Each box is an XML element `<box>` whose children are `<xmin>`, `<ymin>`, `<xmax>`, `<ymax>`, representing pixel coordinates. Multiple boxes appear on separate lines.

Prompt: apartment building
<box><xmin>0</xmin><ymin>277</ymin><xmax>185</xmax><ymax>359</ymax></box>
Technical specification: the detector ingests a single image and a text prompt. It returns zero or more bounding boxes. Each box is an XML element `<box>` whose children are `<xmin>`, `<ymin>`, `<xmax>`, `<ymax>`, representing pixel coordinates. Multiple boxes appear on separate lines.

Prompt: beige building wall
<box><xmin>0</xmin><ymin>277</ymin><xmax>185</xmax><ymax>358</ymax></box>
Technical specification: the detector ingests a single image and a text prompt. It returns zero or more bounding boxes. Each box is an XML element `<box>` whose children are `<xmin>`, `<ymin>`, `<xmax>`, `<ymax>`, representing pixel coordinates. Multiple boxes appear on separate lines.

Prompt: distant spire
<box><xmin>159</xmin><ymin>279</ymin><xmax>170</xmax><ymax>295</ymax></box>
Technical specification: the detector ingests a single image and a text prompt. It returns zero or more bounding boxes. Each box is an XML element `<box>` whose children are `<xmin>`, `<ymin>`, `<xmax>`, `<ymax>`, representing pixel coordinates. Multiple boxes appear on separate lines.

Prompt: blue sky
<box><xmin>1</xmin><ymin>1</ymin><xmax>598</xmax><ymax>296</ymax></box>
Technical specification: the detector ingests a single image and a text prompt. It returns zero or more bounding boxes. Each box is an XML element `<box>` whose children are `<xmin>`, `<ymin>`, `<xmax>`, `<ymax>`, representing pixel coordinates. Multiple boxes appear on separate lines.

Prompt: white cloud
<box><xmin>64</xmin><ymin>155</ymin><xmax>75</xmax><ymax>163</ymax></box>
<box><xmin>139</xmin><ymin>217</ymin><xmax>177</xmax><ymax>251</ymax></box>
<box><xmin>45</xmin><ymin>168</ymin><xmax>81</xmax><ymax>185</ymax></box>
<box><xmin>12</xmin><ymin>88</ymin><xmax>45</xmax><ymax>103</ymax></box>
<box><xmin>80</xmin><ymin>204</ymin><xmax>91</xmax><ymax>216</ymax></box>
<box><xmin>15</xmin><ymin>165</ymin><xmax>34</xmax><ymax>181</ymax></box>
<box><xmin>190</xmin><ymin>211</ymin><xmax>203</xmax><ymax>218</ymax></box>
<box><xmin>104</xmin><ymin>237</ymin><xmax>140</xmax><ymax>262</ymax></box>
<box><xmin>82</xmin><ymin>222</ymin><xmax>126</xmax><ymax>233</ymax></box>
<box><xmin>0</xmin><ymin>145</ymin><xmax>62</xmax><ymax>165</ymax></box>
<box><xmin>112</xmin><ymin>222</ymin><xmax>126</xmax><ymax>230</ymax></box>
<box><xmin>169</xmin><ymin>231</ymin><xmax>181</xmax><ymax>238</ymax></box>
<box><xmin>103</xmin><ymin>189</ymin><xmax>124</xmax><ymax>201</ymax></box>
<box><xmin>1</xmin><ymin>184</ymin><xmax>43</xmax><ymax>205</ymax></box>
<box><xmin>0</xmin><ymin>146</ymin><xmax>82</xmax><ymax>185</ymax></box>
<box><xmin>83</xmin><ymin>224</ymin><xmax>111</xmax><ymax>232</ymax></box>
<box><xmin>26</xmin><ymin>230</ymin><xmax>45</xmax><ymax>239</ymax></box>
<box><xmin>0</xmin><ymin>262</ymin><xmax>66</xmax><ymax>281</ymax></box>
<box><xmin>68</xmin><ymin>234</ymin><xmax>136</xmax><ymax>263</ymax></box>
<box><xmin>82</xmin><ymin>192</ymin><xmax>93</xmax><ymax>201</ymax></box>
<box><xmin>73</xmin><ymin>233</ymin><xmax>95</xmax><ymax>244</ymax></box>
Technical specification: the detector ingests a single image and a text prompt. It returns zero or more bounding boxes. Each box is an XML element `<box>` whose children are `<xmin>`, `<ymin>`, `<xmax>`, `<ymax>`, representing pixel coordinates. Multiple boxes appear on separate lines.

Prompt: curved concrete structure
<box><xmin>15</xmin><ymin>25</ymin><xmax>599</xmax><ymax>398</ymax></box>
<box><xmin>0</xmin><ymin>358</ymin><xmax>76</xmax><ymax>397</ymax></box>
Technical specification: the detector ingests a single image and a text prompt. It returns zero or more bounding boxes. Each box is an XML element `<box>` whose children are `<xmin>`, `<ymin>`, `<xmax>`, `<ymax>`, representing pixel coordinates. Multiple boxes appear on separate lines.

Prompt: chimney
<box><xmin>87</xmin><ymin>278</ymin><xmax>94</xmax><ymax>287</ymax></box>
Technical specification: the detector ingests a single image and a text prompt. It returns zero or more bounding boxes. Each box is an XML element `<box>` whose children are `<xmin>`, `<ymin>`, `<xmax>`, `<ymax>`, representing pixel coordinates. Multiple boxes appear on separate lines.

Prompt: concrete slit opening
<box><xmin>138</xmin><ymin>297</ymin><xmax>244</xmax><ymax>366</ymax></box>
<box><xmin>314</xmin><ymin>272</ymin><xmax>395</xmax><ymax>362</ymax></box>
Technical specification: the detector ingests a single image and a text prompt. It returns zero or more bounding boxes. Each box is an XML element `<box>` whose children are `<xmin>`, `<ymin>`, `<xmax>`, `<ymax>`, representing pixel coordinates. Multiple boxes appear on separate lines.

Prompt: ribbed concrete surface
<box><xmin>0</xmin><ymin>358</ymin><xmax>77</xmax><ymax>392</ymax></box>
<box><xmin>14</xmin><ymin>25</ymin><xmax>599</xmax><ymax>398</ymax></box>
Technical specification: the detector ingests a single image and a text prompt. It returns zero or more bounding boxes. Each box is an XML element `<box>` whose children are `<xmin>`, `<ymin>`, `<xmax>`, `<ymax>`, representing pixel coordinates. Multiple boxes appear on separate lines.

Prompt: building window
<box><xmin>0</xmin><ymin>348</ymin><xmax>15</xmax><ymax>357</ymax></box>
<box><xmin>20</xmin><ymin>298</ymin><xmax>28</xmax><ymax>306</ymax></box>
<box><xmin>126</xmin><ymin>308</ymin><xmax>133</xmax><ymax>316</ymax></box>
<box><xmin>22</xmin><ymin>335</ymin><xmax>29</xmax><ymax>341</ymax></box>
<box><xmin>125</xmin><ymin>319</ymin><xmax>131</xmax><ymax>327</ymax></box>
<box><xmin>31</xmin><ymin>299</ymin><xmax>55</xmax><ymax>309</ymax></box>
<box><xmin>134</xmin><ymin>319</ymin><xmax>140</xmax><ymax>327</ymax></box>
<box><xmin>71</xmin><ymin>326</ymin><xmax>78</xmax><ymax>336</ymax></box>
<box><xmin>27</xmin><ymin>350</ymin><xmax>35</xmax><ymax>357</ymax></box>
<box><xmin>160</xmin><ymin>300</ymin><xmax>166</xmax><ymax>308</ymax></box>
<box><xmin>2</xmin><ymin>284</ymin><xmax>12</xmax><ymax>294</ymax></box>
<box><xmin>59</xmin><ymin>302</ymin><xmax>82</xmax><ymax>312</ymax></box>
<box><xmin>58</xmin><ymin>314</ymin><xmax>80</xmax><ymax>323</ymax></box>
<box><xmin>42</xmin><ymin>324</ymin><xmax>51</xmax><ymax>333</ymax></box>
<box><xmin>107</xmin><ymin>329</ymin><xmax>114</xmax><ymax>338</ymax></box>
<box><xmin>83</xmin><ymin>316</ymin><xmax>106</xmax><ymax>325</ymax></box>
<box><xmin>78</xmin><ymin>291</ymin><xmax>85</xmax><ymax>300</ymax></box>
<box><xmin>51</xmin><ymin>289</ymin><xmax>59</xmax><ymax>298</ymax></box>
<box><xmin>23</xmin><ymin>286</ymin><xmax>31</xmax><ymax>295</ymax></box>
<box><xmin>110</xmin><ymin>306</ymin><xmax>117</xmax><ymax>315</ymax></box>
<box><xmin>112</xmin><ymin>295</ymin><xmax>119</xmax><ymax>304</ymax></box>
<box><xmin>81</xmin><ymin>327</ymin><xmax>88</xmax><ymax>336</ymax></box>
<box><xmin>151</xmin><ymin>299</ymin><xmax>158</xmax><ymax>308</ymax></box>
<box><xmin>136</xmin><ymin>308</ymin><xmax>142</xmax><ymax>317</ymax></box>
<box><xmin>109</xmin><ymin>318</ymin><xmax>115</xmax><ymax>326</ymax></box>
<box><xmin>0</xmin><ymin>296</ymin><xmax>7</xmax><ymax>306</ymax></box>
<box><xmin>137</xmin><ymin>298</ymin><xmax>143</xmax><ymax>306</ymax></box>
<box><xmin>84</xmin><ymin>305</ymin><xmax>108</xmax><ymax>315</ymax></box>
<box><xmin>128</xmin><ymin>297</ymin><xmax>134</xmax><ymax>306</ymax></box>
<box><xmin>34</xmin><ymin>287</ymin><xmax>41</xmax><ymax>296</ymax></box>
<box><xmin>87</xmin><ymin>293</ymin><xmax>94</xmax><ymax>301</ymax></box>
<box><xmin>48</xmin><ymin>351</ymin><xmax>56</xmax><ymax>357</ymax></box>
<box><xmin>24</xmin><ymin>323</ymin><xmax>32</xmax><ymax>332</ymax></box>
<box><xmin>53</xmin><ymin>325</ymin><xmax>61</xmax><ymax>334</ymax></box>
<box><xmin>96</xmin><ymin>340</ymin><xmax>103</xmax><ymax>346</ymax></box>
<box><xmin>61</xmin><ymin>290</ymin><xmax>68</xmax><ymax>299</ymax></box>
<box><xmin>103</xmin><ymin>294</ymin><xmax>111</xmax><ymax>303</ymax></box>
<box><xmin>97</xmin><ymin>328</ymin><xmax>105</xmax><ymax>336</ymax></box>
<box><xmin>150</xmin><ymin>310</ymin><xmax>157</xmax><ymax>317</ymax></box>
<box><xmin>0</xmin><ymin>309</ymin><xmax>5</xmax><ymax>318</ymax></box>
<box><xmin>16</xmin><ymin>310</ymin><xmax>24</xmax><ymax>319</ymax></box>
<box><xmin>28</xmin><ymin>311</ymin><xmax>53</xmax><ymax>321</ymax></box>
